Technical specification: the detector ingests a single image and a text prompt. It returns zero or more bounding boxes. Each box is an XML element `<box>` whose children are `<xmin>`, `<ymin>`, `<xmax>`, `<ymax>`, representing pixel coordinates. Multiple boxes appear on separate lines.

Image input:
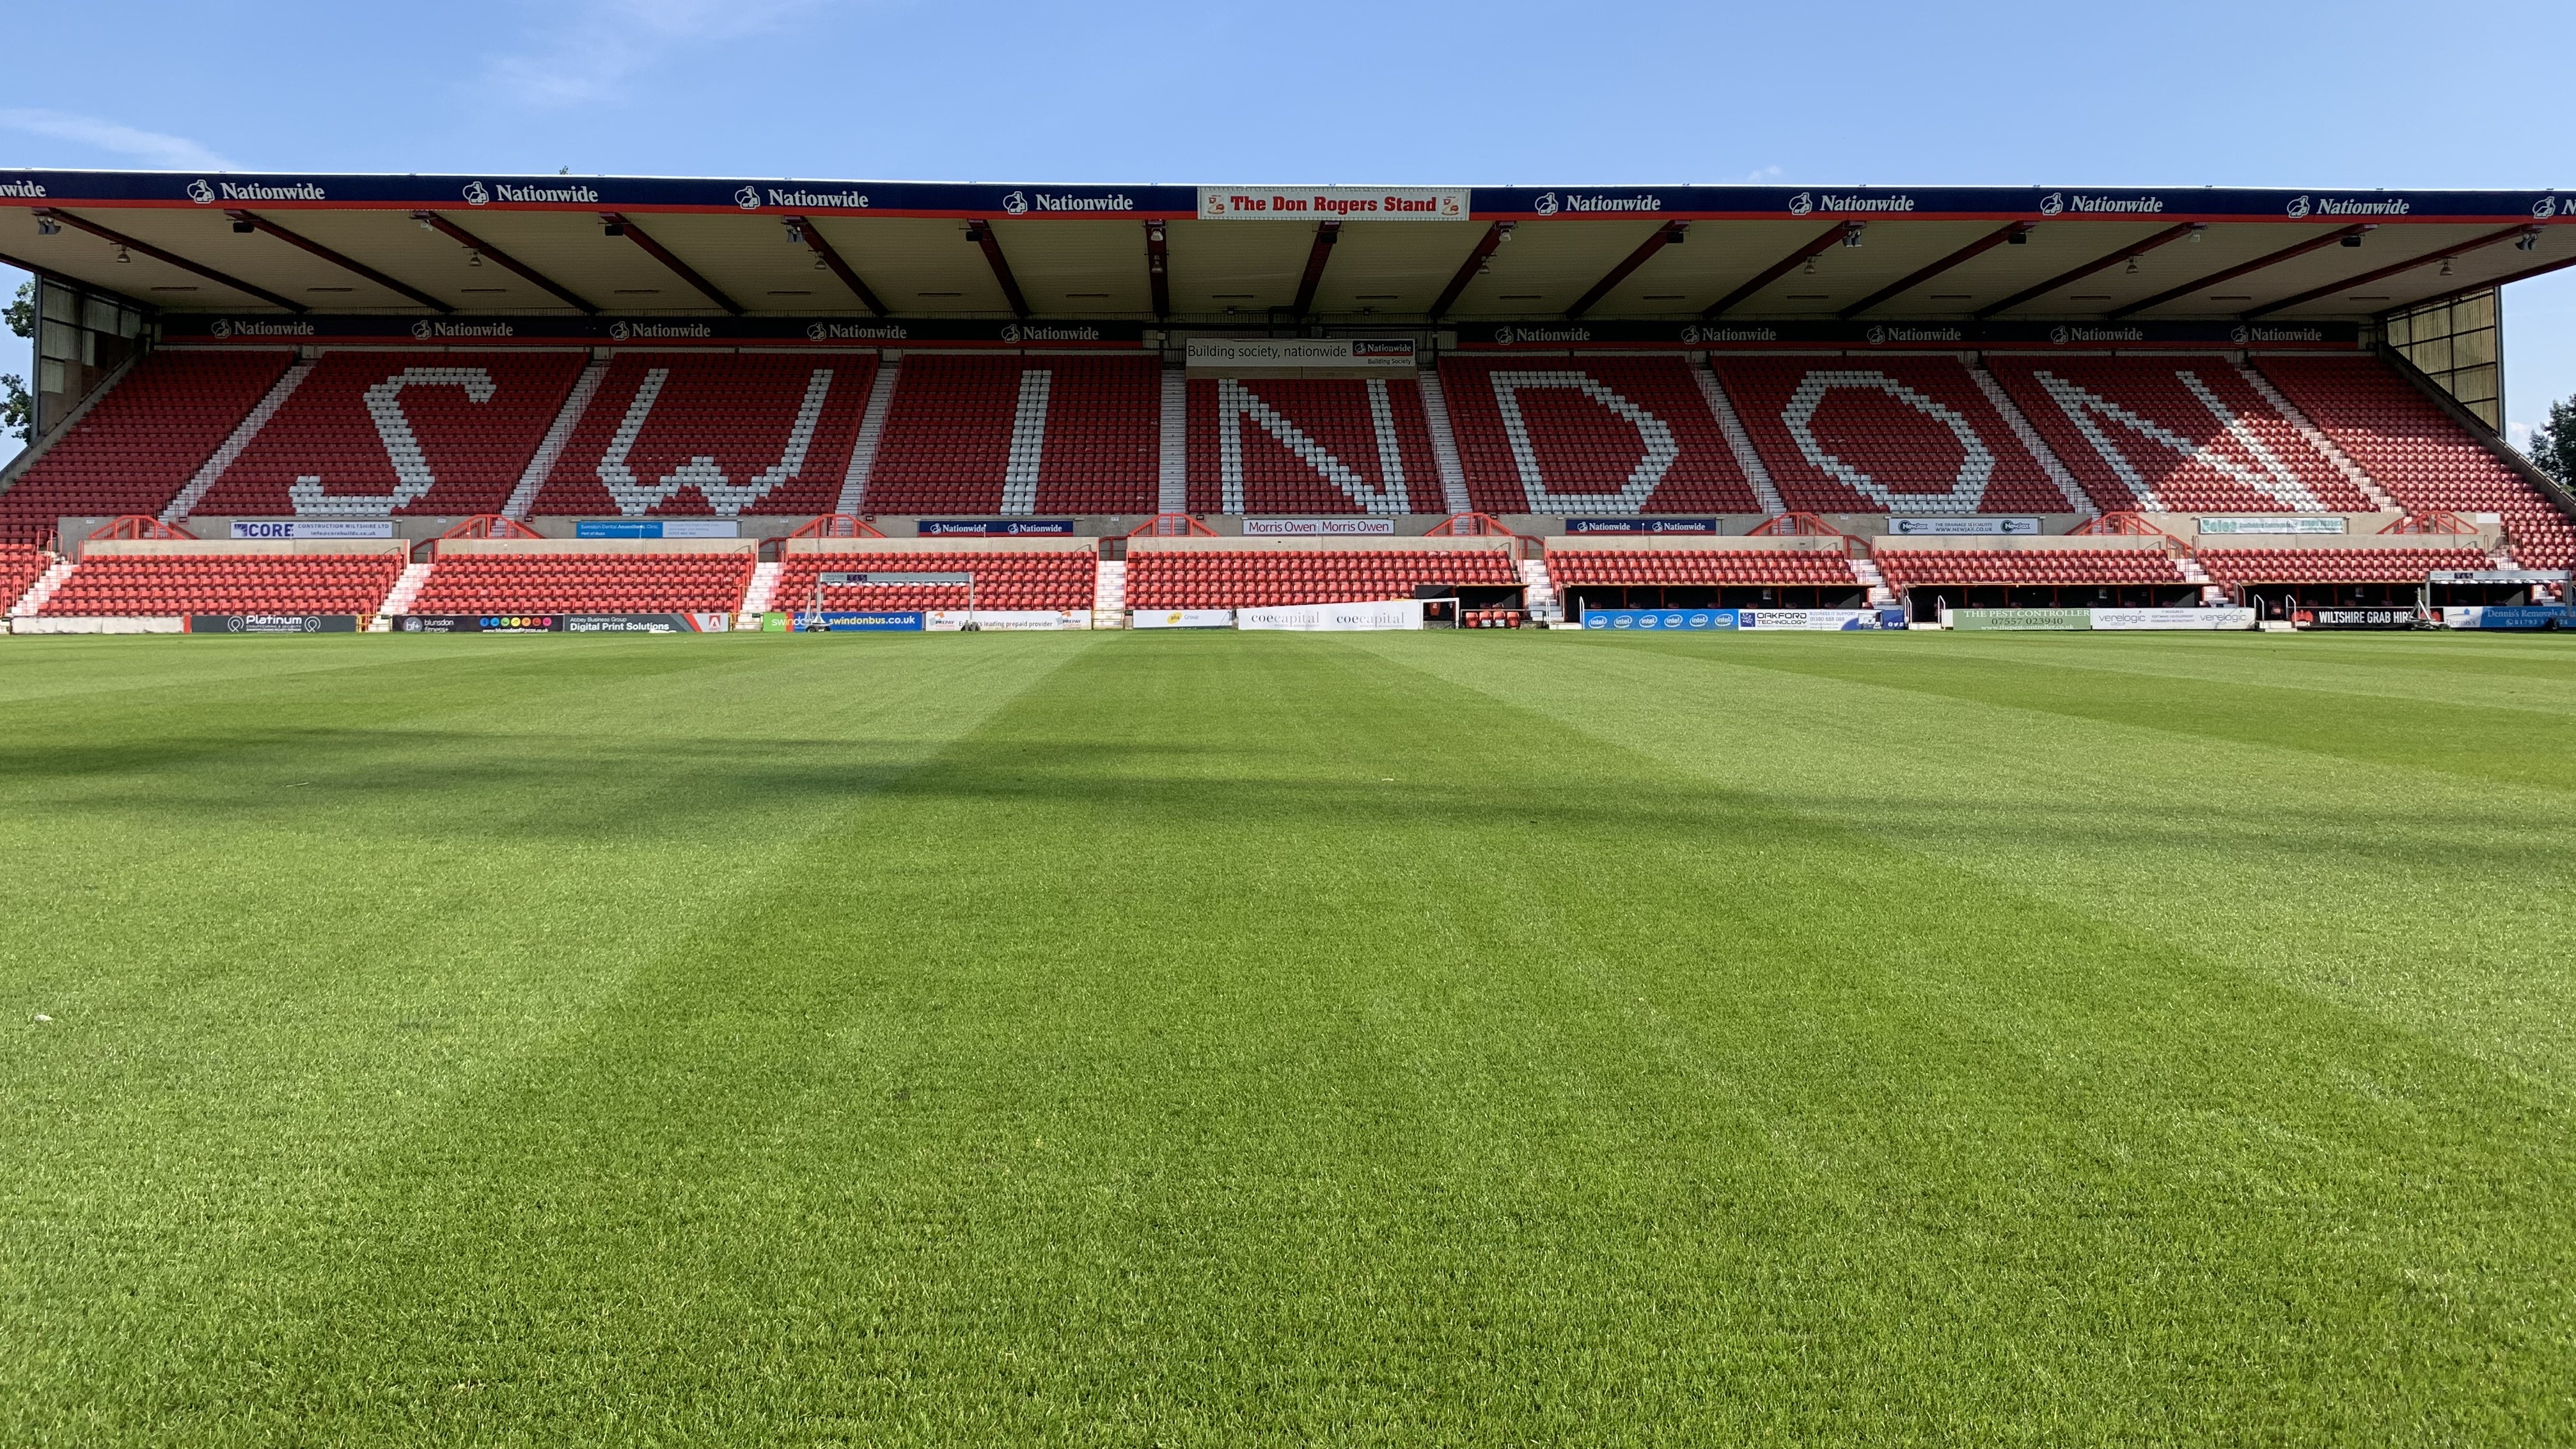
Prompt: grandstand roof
<box><xmin>3</xmin><ymin>170</ymin><xmax>2568</xmax><ymax>330</ymax></box>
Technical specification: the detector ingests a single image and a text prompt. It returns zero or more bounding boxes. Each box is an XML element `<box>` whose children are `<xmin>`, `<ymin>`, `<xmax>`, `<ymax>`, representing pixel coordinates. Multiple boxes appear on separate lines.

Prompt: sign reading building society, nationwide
<box><xmin>1198</xmin><ymin>187</ymin><xmax>1466</xmax><ymax>220</ymax></box>
<box><xmin>1184</xmin><ymin>339</ymin><xmax>1415</xmax><ymax>370</ymax></box>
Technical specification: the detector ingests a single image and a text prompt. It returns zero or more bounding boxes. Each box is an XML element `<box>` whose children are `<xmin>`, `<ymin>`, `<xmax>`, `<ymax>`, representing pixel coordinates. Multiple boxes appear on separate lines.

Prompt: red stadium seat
<box><xmin>1872</xmin><ymin>548</ymin><xmax>2185</xmax><ymax>588</ymax></box>
<box><xmin>2193</xmin><ymin>545</ymin><xmax>2491</xmax><ymax>585</ymax></box>
<box><xmin>1983</xmin><ymin>356</ymin><xmax>2371</xmax><ymax>515</ymax></box>
<box><xmin>1544</xmin><ymin>549</ymin><xmax>1858</xmax><ymax>588</ymax></box>
<box><xmin>1124</xmin><ymin>549</ymin><xmax>1514</xmax><ymax>609</ymax></box>
<box><xmin>865</xmin><ymin>356</ymin><xmax>1158</xmax><ymax>515</ymax></box>
<box><xmin>408</xmin><ymin>552</ymin><xmax>757</xmax><ymax>614</ymax></box>
<box><xmin>2256</xmin><ymin>357</ymin><xmax>2575</xmax><ymax>568</ymax></box>
<box><xmin>191</xmin><ymin>352</ymin><xmax>587</xmax><ymax>519</ymax></box>
<box><xmin>1440</xmin><ymin>357</ymin><xmax>1758</xmax><ymax>515</ymax></box>
<box><xmin>1186</xmin><ymin>377</ymin><xmax>1443</xmax><ymax>515</ymax></box>
<box><xmin>530</xmin><ymin>352</ymin><xmax>874</xmax><ymax>517</ymax></box>
<box><xmin>36</xmin><ymin>552</ymin><xmax>404</xmax><ymax>616</ymax></box>
<box><xmin>0</xmin><ymin>350</ymin><xmax>294</xmax><ymax>545</ymax></box>
<box><xmin>1713</xmin><ymin>356</ymin><xmax>2066</xmax><ymax>515</ymax></box>
<box><xmin>772</xmin><ymin>551</ymin><xmax>1097</xmax><ymax>613</ymax></box>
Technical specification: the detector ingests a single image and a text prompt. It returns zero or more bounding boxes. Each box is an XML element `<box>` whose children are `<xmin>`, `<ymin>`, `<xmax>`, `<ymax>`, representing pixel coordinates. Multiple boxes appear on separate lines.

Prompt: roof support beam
<box><xmin>964</xmin><ymin>219</ymin><xmax>1029</xmax><ymax>318</ymax></box>
<box><xmin>225</xmin><ymin>210</ymin><xmax>450</xmax><ymax>313</ymax></box>
<box><xmin>1702</xmin><ymin>222</ymin><xmax>1858</xmax><ymax>318</ymax></box>
<box><xmin>1839</xmin><ymin>222</ymin><xmax>2029</xmax><ymax>320</ymax></box>
<box><xmin>410</xmin><ymin>212</ymin><xmax>596</xmax><ymax>314</ymax></box>
<box><xmin>1429</xmin><ymin>222</ymin><xmax>1512</xmax><ymax>321</ymax></box>
<box><xmin>602</xmin><ymin>212</ymin><xmax>741</xmax><ymax>315</ymax></box>
<box><xmin>32</xmin><ymin>208</ymin><xmax>304</xmax><ymax>312</ymax></box>
<box><xmin>785</xmin><ymin>216</ymin><xmax>886</xmax><ymax>316</ymax></box>
<box><xmin>2109</xmin><ymin>224</ymin><xmax>2371</xmax><ymax>320</ymax></box>
<box><xmin>1972</xmin><ymin>223</ymin><xmax>2199</xmax><ymax>318</ymax></box>
<box><xmin>1568</xmin><ymin>223</ymin><xmax>1687</xmax><ymax>320</ymax></box>
<box><xmin>1291</xmin><ymin>221</ymin><xmax>1341</xmax><ymax>320</ymax></box>
<box><xmin>2391</xmin><ymin>244</ymin><xmax>2576</xmax><ymax>313</ymax></box>
<box><xmin>1144</xmin><ymin>221</ymin><xmax>1170</xmax><ymax>320</ymax></box>
<box><xmin>2242</xmin><ymin>225</ymin><xmax>2537</xmax><ymax>319</ymax></box>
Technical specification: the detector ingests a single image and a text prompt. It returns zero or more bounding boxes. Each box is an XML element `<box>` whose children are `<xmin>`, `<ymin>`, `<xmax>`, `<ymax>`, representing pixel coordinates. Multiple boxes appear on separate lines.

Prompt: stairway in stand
<box><xmin>8</xmin><ymin>555</ymin><xmax>75</xmax><ymax>618</ymax></box>
<box><xmin>736</xmin><ymin>560</ymin><xmax>785</xmax><ymax>629</ymax></box>
<box><xmin>1849</xmin><ymin>556</ymin><xmax>1897</xmax><ymax>611</ymax></box>
<box><xmin>1515</xmin><ymin>557</ymin><xmax>1561</xmax><ymax>623</ymax></box>
<box><xmin>368</xmin><ymin>560</ymin><xmax>434</xmax><ymax>629</ymax></box>
<box><xmin>1092</xmin><ymin>558</ymin><xmax>1127</xmax><ymax>629</ymax></box>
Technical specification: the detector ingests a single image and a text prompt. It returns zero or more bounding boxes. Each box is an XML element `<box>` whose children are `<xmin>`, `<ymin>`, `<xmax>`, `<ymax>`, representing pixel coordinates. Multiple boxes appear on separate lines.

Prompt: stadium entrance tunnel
<box><xmin>1567</xmin><ymin>584</ymin><xmax>1869</xmax><ymax>612</ymax></box>
<box><xmin>1906</xmin><ymin>584</ymin><xmax>2201</xmax><ymax>620</ymax></box>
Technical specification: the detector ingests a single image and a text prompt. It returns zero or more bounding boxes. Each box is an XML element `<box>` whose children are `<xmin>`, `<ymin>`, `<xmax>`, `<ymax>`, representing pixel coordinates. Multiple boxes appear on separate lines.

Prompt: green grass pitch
<box><xmin>3</xmin><ymin>629</ymin><xmax>2572</xmax><ymax>1446</ymax></box>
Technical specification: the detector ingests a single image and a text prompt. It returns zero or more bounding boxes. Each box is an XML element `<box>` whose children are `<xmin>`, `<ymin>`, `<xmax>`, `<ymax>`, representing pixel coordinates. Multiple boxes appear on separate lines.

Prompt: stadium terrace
<box><xmin>1</xmin><ymin>168</ymin><xmax>2570</xmax><ymax>634</ymax></box>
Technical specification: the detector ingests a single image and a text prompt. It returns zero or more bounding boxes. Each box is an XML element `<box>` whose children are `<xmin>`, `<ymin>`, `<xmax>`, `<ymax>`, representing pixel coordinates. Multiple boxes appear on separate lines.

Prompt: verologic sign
<box><xmin>1951</xmin><ymin>607</ymin><xmax>2256</xmax><ymax>631</ymax></box>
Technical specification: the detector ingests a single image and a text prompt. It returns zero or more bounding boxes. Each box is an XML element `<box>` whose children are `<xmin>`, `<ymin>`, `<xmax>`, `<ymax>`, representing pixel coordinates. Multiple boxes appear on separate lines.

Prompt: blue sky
<box><xmin>6</xmin><ymin>0</ymin><xmax>2572</xmax><ymax>462</ymax></box>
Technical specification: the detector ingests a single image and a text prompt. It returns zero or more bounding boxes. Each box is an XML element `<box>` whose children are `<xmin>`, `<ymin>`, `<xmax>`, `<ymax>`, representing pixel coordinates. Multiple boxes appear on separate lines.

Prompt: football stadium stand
<box><xmin>772</xmin><ymin>546</ymin><xmax>1097</xmax><ymax>613</ymax></box>
<box><xmin>409</xmin><ymin>548</ymin><xmax>756</xmax><ymax>616</ymax></box>
<box><xmin>36</xmin><ymin>548</ymin><xmax>404</xmax><ymax>617</ymax></box>
<box><xmin>861</xmin><ymin>356</ymin><xmax>1159</xmax><ymax>517</ymax></box>
<box><xmin>0</xmin><ymin>350</ymin><xmax>294</xmax><ymax>544</ymax></box>
<box><xmin>187</xmin><ymin>353</ymin><xmax>588</xmax><ymax>521</ymax></box>
<box><xmin>1184</xmin><ymin>377</ymin><xmax>1445</xmax><ymax>515</ymax></box>
<box><xmin>1712</xmin><ymin>357</ymin><xmax>2071</xmax><ymax>517</ymax></box>
<box><xmin>2254</xmin><ymin>357</ymin><xmax>2576</xmax><ymax>567</ymax></box>
<box><xmin>1439</xmin><ymin>357</ymin><xmax>1761</xmax><ymax>515</ymax></box>
<box><xmin>2192</xmin><ymin>544</ymin><xmax>2495</xmax><ymax>586</ymax></box>
<box><xmin>1873</xmin><ymin>544</ymin><xmax>2188</xmax><ymax>591</ymax></box>
<box><xmin>2</xmin><ymin>171</ymin><xmax>2568</xmax><ymax>616</ymax></box>
<box><xmin>526</xmin><ymin>354</ymin><xmax>873</xmax><ymax>518</ymax></box>
<box><xmin>1982</xmin><ymin>357</ymin><xmax>2378</xmax><ymax>515</ymax></box>
<box><xmin>1124</xmin><ymin>542</ymin><xmax>1516</xmax><ymax>609</ymax></box>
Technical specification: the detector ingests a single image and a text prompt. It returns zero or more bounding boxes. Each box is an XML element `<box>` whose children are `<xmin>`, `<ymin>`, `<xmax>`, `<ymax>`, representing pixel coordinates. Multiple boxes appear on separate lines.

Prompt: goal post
<box><xmin>806</xmin><ymin>570</ymin><xmax>979</xmax><ymax>630</ymax></box>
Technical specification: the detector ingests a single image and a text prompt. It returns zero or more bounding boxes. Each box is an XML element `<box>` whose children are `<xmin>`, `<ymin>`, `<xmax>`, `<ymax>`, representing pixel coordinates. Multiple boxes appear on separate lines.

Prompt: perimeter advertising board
<box><xmin>1237</xmin><ymin>600</ymin><xmax>1425</xmax><ymax>631</ymax></box>
<box><xmin>574</xmin><ymin>520</ymin><xmax>740</xmax><ymax>538</ymax></box>
<box><xmin>1583</xmin><ymin>609</ymin><xmax>1736</xmax><ymax>631</ymax></box>
<box><xmin>1129</xmin><ymin>609</ymin><xmax>1236</xmax><ymax>629</ymax></box>
<box><xmin>1564</xmin><ymin>518</ymin><xmax>1720</xmax><ymax>535</ymax></box>
<box><xmin>916</xmin><ymin>520</ymin><xmax>1077</xmax><ymax>537</ymax></box>
<box><xmin>1242</xmin><ymin>518</ymin><xmax>1399</xmax><ymax>536</ymax></box>
<box><xmin>793</xmin><ymin>611</ymin><xmax>924</xmax><ymax>632</ymax></box>
<box><xmin>395</xmin><ymin>613</ymin><xmax>730</xmax><ymax>633</ymax></box>
<box><xmin>187</xmin><ymin>613</ymin><xmax>362</xmax><ymax>634</ymax></box>
<box><xmin>227</xmin><ymin>521</ymin><xmax>395</xmax><ymax>540</ymax></box>
<box><xmin>2442</xmin><ymin>606</ymin><xmax>2573</xmax><ymax>629</ymax></box>
<box><xmin>1950</xmin><ymin>607</ymin><xmax>2257</xmax><ymax>630</ymax></box>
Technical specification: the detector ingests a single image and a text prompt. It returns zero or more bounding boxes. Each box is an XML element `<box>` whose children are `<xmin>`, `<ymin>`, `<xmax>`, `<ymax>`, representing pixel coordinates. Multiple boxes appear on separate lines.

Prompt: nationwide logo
<box><xmin>1681</xmin><ymin>325</ymin><xmax>1778</xmax><ymax>343</ymax></box>
<box><xmin>2309</xmin><ymin>195</ymin><xmax>2411</xmax><ymax>216</ymax></box>
<box><xmin>1022</xmin><ymin>192</ymin><xmax>1138</xmax><ymax>213</ymax></box>
<box><xmin>1865</xmin><ymin>324</ymin><xmax>1961</xmax><ymax>344</ymax></box>
<box><xmin>2286</xmin><ymin>195</ymin><xmax>2311</xmax><ymax>218</ymax></box>
<box><xmin>209</xmin><ymin>318</ymin><xmax>317</xmax><ymax>338</ymax></box>
<box><xmin>766</xmin><ymin>187</ymin><xmax>870</xmax><ymax>208</ymax></box>
<box><xmin>806</xmin><ymin>321</ymin><xmax>909</xmax><ymax>340</ymax></box>
<box><xmin>2052</xmin><ymin>325</ymin><xmax>2144</xmax><ymax>344</ymax></box>
<box><xmin>2239</xmin><ymin>325</ymin><xmax>2325</xmax><ymax>343</ymax></box>
<box><xmin>1816</xmin><ymin>194</ymin><xmax>1915</xmax><ymax>213</ymax></box>
<box><xmin>1534</xmin><ymin>192</ymin><xmax>1560</xmax><ymax>215</ymax></box>
<box><xmin>1557</xmin><ymin>193</ymin><xmax>1663</xmax><ymax>214</ymax></box>
<box><xmin>462</xmin><ymin>180</ymin><xmax>490</xmax><ymax>205</ymax></box>
<box><xmin>2063</xmin><ymin>194</ymin><xmax>2165</xmax><ymax>214</ymax></box>
<box><xmin>1350</xmin><ymin>339</ymin><xmax>1414</xmax><ymax>357</ymax></box>
<box><xmin>493</xmin><ymin>182</ymin><xmax>599</xmax><ymax>204</ymax></box>
<box><xmin>1493</xmin><ymin>324</ymin><xmax>1592</xmax><ymax>344</ymax></box>
<box><xmin>1000</xmin><ymin>323</ymin><xmax>1101</xmax><ymax>342</ymax></box>
<box><xmin>2534</xmin><ymin>196</ymin><xmax>2558</xmax><ymax>220</ymax></box>
<box><xmin>412</xmin><ymin>320</ymin><xmax>518</xmax><ymax>339</ymax></box>
<box><xmin>2041</xmin><ymin>192</ymin><xmax>2064</xmax><ymax>215</ymax></box>
<box><xmin>607</xmin><ymin>320</ymin><xmax>714</xmax><ymax>340</ymax></box>
<box><xmin>734</xmin><ymin>185</ymin><xmax>763</xmax><ymax>210</ymax></box>
<box><xmin>207</xmin><ymin>180</ymin><xmax>328</xmax><ymax>203</ymax></box>
<box><xmin>1788</xmin><ymin>192</ymin><xmax>1812</xmax><ymax>216</ymax></box>
<box><xmin>0</xmin><ymin>179</ymin><xmax>46</xmax><ymax>198</ymax></box>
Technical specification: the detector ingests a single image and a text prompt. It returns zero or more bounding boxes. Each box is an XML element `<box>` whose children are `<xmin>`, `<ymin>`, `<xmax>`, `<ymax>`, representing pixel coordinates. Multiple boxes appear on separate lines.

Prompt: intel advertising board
<box><xmin>1583</xmin><ymin>609</ymin><xmax>1737</xmax><ymax>631</ymax></box>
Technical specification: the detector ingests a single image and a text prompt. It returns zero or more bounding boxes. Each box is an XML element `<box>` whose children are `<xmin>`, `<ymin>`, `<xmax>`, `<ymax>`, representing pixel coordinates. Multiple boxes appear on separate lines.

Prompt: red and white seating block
<box><xmin>1713</xmin><ymin>356</ymin><xmax>2068</xmax><ymax>516</ymax></box>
